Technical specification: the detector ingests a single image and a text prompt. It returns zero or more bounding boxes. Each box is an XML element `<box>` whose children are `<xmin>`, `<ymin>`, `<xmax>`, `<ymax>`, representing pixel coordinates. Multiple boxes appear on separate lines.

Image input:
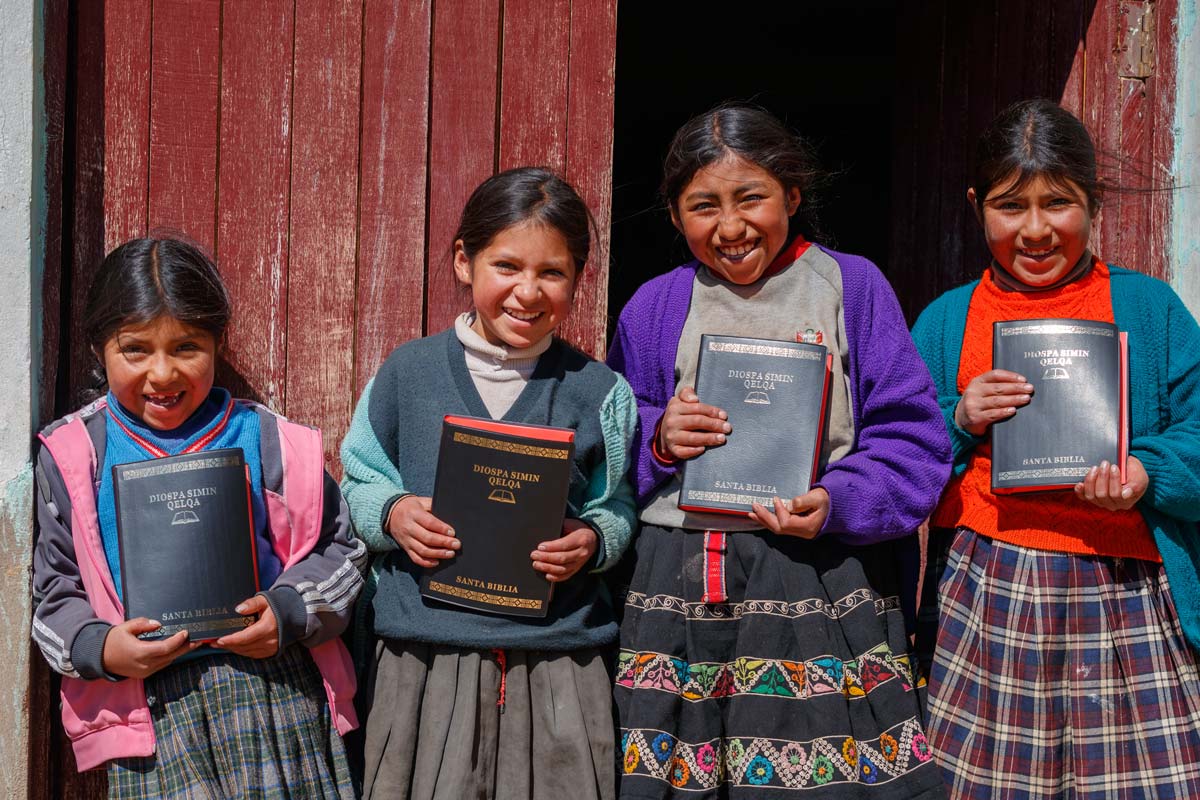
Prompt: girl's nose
<box><xmin>1020</xmin><ymin>207</ymin><xmax>1051</xmax><ymax>240</ymax></box>
<box><xmin>514</xmin><ymin>277</ymin><xmax>540</xmax><ymax>303</ymax></box>
<box><xmin>147</xmin><ymin>354</ymin><xmax>177</xmax><ymax>384</ymax></box>
<box><xmin>717</xmin><ymin>212</ymin><xmax>745</xmax><ymax>240</ymax></box>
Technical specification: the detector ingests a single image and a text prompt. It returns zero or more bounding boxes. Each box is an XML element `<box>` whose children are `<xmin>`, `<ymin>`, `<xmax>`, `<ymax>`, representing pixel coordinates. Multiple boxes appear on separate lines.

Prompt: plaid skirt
<box><xmin>107</xmin><ymin>644</ymin><xmax>355</xmax><ymax>799</ymax></box>
<box><xmin>925</xmin><ymin>527</ymin><xmax>1200</xmax><ymax>799</ymax></box>
<box><xmin>614</xmin><ymin>524</ymin><xmax>946</xmax><ymax>799</ymax></box>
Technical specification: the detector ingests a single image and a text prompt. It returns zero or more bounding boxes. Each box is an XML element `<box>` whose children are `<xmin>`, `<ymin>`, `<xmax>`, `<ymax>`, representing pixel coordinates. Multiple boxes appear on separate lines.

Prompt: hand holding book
<box><xmin>656</xmin><ymin>385</ymin><xmax>731</xmax><ymax>462</ymax></box>
<box><xmin>954</xmin><ymin>369</ymin><xmax>1034</xmax><ymax>435</ymax></box>
<box><xmin>1074</xmin><ymin>456</ymin><xmax>1148</xmax><ymax>510</ymax></box>
<box><xmin>748</xmin><ymin>488</ymin><xmax>830</xmax><ymax>539</ymax></box>
<box><xmin>387</xmin><ymin>494</ymin><xmax>460</xmax><ymax>568</ymax></box>
<box><xmin>102</xmin><ymin>618</ymin><xmax>200</xmax><ymax>679</ymax></box>
<box><xmin>530</xmin><ymin>519</ymin><xmax>598</xmax><ymax>582</ymax></box>
<box><xmin>214</xmin><ymin>594</ymin><xmax>280</xmax><ymax>658</ymax></box>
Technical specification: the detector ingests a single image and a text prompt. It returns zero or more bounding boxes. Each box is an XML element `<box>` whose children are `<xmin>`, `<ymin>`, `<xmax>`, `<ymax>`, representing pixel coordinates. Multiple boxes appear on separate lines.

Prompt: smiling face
<box><xmin>671</xmin><ymin>154</ymin><xmax>801</xmax><ymax>285</ymax></box>
<box><xmin>453</xmin><ymin>220</ymin><xmax>577</xmax><ymax>348</ymax></box>
<box><xmin>102</xmin><ymin>315</ymin><xmax>217</xmax><ymax>430</ymax></box>
<box><xmin>972</xmin><ymin>172</ymin><xmax>1093</xmax><ymax>287</ymax></box>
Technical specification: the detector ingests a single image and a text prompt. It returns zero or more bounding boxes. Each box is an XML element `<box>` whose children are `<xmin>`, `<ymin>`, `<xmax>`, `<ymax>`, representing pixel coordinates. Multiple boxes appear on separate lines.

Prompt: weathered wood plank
<box><xmin>561</xmin><ymin>0</ymin><xmax>617</xmax><ymax>358</ymax></box>
<box><xmin>356</xmin><ymin>0</ymin><xmax>431</xmax><ymax>396</ymax></box>
<box><xmin>285</xmin><ymin>0</ymin><xmax>362</xmax><ymax>471</ymax></box>
<box><xmin>425</xmin><ymin>0</ymin><xmax>501</xmax><ymax>336</ymax></box>
<box><xmin>102</xmin><ymin>0</ymin><xmax>152</xmax><ymax>252</ymax></box>
<box><xmin>1149</xmin><ymin>0</ymin><xmax>1178</xmax><ymax>281</ymax></box>
<box><xmin>1083</xmin><ymin>0</ymin><xmax>1121</xmax><ymax>262</ymax></box>
<box><xmin>146</xmin><ymin>0</ymin><xmax>220</xmax><ymax>249</ymax></box>
<box><xmin>216</xmin><ymin>0</ymin><xmax>294</xmax><ymax>409</ymax></box>
<box><xmin>499</xmin><ymin>0</ymin><xmax>570</xmax><ymax>172</ymax></box>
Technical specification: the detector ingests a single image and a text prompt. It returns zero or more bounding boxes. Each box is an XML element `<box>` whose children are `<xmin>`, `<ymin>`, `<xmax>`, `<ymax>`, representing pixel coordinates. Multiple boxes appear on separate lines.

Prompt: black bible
<box><xmin>420</xmin><ymin>415</ymin><xmax>575</xmax><ymax>617</ymax></box>
<box><xmin>113</xmin><ymin>448</ymin><xmax>259</xmax><ymax>641</ymax></box>
<box><xmin>991</xmin><ymin>318</ymin><xmax>1129</xmax><ymax>493</ymax></box>
<box><xmin>679</xmin><ymin>334</ymin><xmax>833</xmax><ymax>515</ymax></box>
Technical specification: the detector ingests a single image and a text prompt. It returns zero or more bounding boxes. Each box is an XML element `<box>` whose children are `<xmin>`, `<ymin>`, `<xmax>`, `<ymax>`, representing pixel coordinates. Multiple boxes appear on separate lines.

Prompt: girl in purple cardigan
<box><xmin>608</xmin><ymin>103</ymin><xmax>951</xmax><ymax>799</ymax></box>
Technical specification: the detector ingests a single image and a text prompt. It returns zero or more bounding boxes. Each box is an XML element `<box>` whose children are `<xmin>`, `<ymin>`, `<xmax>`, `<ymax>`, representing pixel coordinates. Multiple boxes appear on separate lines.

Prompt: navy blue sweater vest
<box><xmin>367</xmin><ymin>330</ymin><xmax>622</xmax><ymax>651</ymax></box>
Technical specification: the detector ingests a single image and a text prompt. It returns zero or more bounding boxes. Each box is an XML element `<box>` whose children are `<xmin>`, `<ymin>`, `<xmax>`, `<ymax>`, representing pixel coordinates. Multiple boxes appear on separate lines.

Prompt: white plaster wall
<box><xmin>0</xmin><ymin>0</ymin><xmax>36</xmax><ymax>797</ymax></box>
<box><xmin>1172</xmin><ymin>0</ymin><xmax>1200</xmax><ymax>314</ymax></box>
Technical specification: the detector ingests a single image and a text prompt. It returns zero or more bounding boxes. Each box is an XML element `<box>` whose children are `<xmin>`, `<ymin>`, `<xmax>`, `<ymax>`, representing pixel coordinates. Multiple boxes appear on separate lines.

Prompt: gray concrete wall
<box><xmin>1172</xmin><ymin>0</ymin><xmax>1200</xmax><ymax>314</ymax></box>
<box><xmin>0</xmin><ymin>0</ymin><xmax>39</xmax><ymax>797</ymax></box>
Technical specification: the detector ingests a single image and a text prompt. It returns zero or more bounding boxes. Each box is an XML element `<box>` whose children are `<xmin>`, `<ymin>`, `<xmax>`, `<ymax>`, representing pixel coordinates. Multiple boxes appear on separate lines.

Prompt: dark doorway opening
<box><xmin>608</xmin><ymin>0</ymin><xmax>1098</xmax><ymax>329</ymax></box>
<box><xmin>609</xmin><ymin>0</ymin><xmax>901</xmax><ymax>330</ymax></box>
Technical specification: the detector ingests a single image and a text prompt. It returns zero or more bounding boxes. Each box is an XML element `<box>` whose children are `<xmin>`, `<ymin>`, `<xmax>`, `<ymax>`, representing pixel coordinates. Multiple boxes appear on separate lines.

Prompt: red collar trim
<box><xmin>763</xmin><ymin>236</ymin><xmax>811</xmax><ymax>279</ymax></box>
<box><xmin>107</xmin><ymin>394</ymin><xmax>236</xmax><ymax>459</ymax></box>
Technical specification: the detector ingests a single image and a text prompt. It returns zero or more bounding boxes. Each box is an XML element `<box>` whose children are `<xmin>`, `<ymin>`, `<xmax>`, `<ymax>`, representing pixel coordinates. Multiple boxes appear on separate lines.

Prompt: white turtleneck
<box><xmin>454</xmin><ymin>312</ymin><xmax>553</xmax><ymax>419</ymax></box>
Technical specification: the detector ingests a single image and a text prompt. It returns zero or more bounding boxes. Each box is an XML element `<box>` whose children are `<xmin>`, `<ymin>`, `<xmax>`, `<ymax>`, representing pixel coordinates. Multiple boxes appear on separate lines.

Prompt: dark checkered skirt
<box><xmin>107</xmin><ymin>644</ymin><xmax>355</xmax><ymax>799</ymax></box>
<box><xmin>614</xmin><ymin>524</ymin><xmax>946</xmax><ymax>799</ymax></box>
<box><xmin>925</xmin><ymin>527</ymin><xmax>1200</xmax><ymax>799</ymax></box>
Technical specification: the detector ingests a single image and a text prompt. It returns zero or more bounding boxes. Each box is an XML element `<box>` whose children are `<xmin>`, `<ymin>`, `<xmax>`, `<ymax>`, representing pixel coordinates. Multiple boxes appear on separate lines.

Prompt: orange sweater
<box><xmin>932</xmin><ymin>262</ymin><xmax>1159</xmax><ymax>561</ymax></box>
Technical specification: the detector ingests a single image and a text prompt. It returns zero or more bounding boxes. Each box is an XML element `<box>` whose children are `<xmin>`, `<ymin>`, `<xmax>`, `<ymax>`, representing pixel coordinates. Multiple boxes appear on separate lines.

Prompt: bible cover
<box><xmin>679</xmin><ymin>334</ymin><xmax>833</xmax><ymax>515</ymax></box>
<box><xmin>113</xmin><ymin>448</ymin><xmax>259</xmax><ymax>641</ymax></box>
<box><xmin>420</xmin><ymin>415</ymin><xmax>575</xmax><ymax>617</ymax></box>
<box><xmin>991</xmin><ymin>318</ymin><xmax>1129</xmax><ymax>493</ymax></box>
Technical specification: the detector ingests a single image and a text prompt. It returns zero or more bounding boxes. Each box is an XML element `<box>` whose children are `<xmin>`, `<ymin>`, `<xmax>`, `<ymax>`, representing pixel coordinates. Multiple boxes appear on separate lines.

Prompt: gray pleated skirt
<box><xmin>362</xmin><ymin>639</ymin><xmax>616</xmax><ymax>800</ymax></box>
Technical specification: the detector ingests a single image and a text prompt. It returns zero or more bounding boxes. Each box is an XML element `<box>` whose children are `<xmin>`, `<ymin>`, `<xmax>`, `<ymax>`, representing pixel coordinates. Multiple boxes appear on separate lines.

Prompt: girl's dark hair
<box><xmin>83</xmin><ymin>237</ymin><xmax>231</xmax><ymax>381</ymax></box>
<box><xmin>973</xmin><ymin>98</ymin><xmax>1101</xmax><ymax>213</ymax></box>
<box><xmin>454</xmin><ymin>167</ymin><xmax>594</xmax><ymax>274</ymax></box>
<box><xmin>660</xmin><ymin>102</ymin><xmax>827</xmax><ymax>242</ymax></box>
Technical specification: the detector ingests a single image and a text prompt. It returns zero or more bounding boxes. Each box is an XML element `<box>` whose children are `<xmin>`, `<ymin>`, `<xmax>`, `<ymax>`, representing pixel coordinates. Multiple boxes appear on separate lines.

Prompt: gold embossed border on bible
<box><xmin>419</xmin><ymin>416</ymin><xmax>576</xmax><ymax>617</ymax></box>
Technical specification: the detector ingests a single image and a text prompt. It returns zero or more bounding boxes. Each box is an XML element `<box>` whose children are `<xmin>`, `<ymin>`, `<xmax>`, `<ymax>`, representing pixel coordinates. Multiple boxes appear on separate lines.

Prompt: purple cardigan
<box><xmin>606</xmin><ymin>247</ymin><xmax>952</xmax><ymax>546</ymax></box>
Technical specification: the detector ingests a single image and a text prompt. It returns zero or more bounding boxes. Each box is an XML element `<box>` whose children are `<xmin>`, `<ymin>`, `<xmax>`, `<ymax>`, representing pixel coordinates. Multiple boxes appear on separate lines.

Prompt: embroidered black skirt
<box><xmin>614</xmin><ymin>524</ymin><xmax>945</xmax><ymax>799</ymax></box>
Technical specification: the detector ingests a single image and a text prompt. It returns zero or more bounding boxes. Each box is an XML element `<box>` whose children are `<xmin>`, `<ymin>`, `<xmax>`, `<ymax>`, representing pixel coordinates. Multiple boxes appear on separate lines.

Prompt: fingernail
<box><xmin>235</xmin><ymin>604</ymin><xmax>248</xmax><ymax>614</ymax></box>
<box><xmin>1022</xmin><ymin>384</ymin><xmax>1033</xmax><ymax>392</ymax></box>
<box><xmin>1100</xmin><ymin>460</ymin><xmax>1109</xmax><ymax>470</ymax></box>
<box><xmin>451</xmin><ymin>541</ymin><xmax>461</xmax><ymax>549</ymax></box>
<box><xmin>715</xmin><ymin>434</ymin><xmax>726</xmax><ymax>443</ymax></box>
<box><xmin>722</xmin><ymin>423</ymin><xmax>732</xmax><ymax>433</ymax></box>
<box><xmin>1111</xmin><ymin>464</ymin><xmax>1120</xmax><ymax>475</ymax></box>
<box><xmin>443</xmin><ymin>550</ymin><xmax>455</xmax><ymax>558</ymax></box>
<box><xmin>1018</xmin><ymin>395</ymin><xmax>1030</xmax><ymax>403</ymax></box>
<box><xmin>718</xmin><ymin>410</ymin><xmax>728</xmax><ymax>420</ymax></box>
<box><xmin>446</xmin><ymin>528</ymin><xmax>456</xmax><ymax>537</ymax></box>
<box><xmin>1122</xmin><ymin>487</ymin><xmax>1133</xmax><ymax>498</ymax></box>
<box><xmin>539</xmin><ymin>543</ymin><xmax>548</xmax><ymax>550</ymax></box>
<box><xmin>1016</xmin><ymin>375</ymin><xmax>1026</xmax><ymax>383</ymax></box>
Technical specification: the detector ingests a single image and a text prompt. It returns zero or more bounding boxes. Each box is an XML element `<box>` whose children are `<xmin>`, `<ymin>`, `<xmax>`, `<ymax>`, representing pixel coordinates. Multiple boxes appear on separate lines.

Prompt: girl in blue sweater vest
<box><xmin>341</xmin><ymin>167</ymin><xmax>637</xmax><ymax>800</ymax></box>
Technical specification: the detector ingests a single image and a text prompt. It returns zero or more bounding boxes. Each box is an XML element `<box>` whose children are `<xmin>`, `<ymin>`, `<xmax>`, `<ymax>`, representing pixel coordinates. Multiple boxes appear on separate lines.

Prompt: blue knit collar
<box><xmin>105</xmin><ymin>387</ymin><xmax>232</xmax><ymax>455</ymax></box>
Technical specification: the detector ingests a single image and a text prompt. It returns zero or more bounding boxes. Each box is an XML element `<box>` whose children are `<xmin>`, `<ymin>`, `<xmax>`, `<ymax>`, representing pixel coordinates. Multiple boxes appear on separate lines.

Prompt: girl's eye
<box><xmin>740</xmin><ymin>194</ymin><xmax>764</xmax><ymax>204</ymax></box>
<box><xmin>493</xmin><ymin>261</ymin><xmax>518</xmax><ymax>272</ymax></box>
<box><xmin>689</xmin><ymin>202</ymin><xmax>715</xmax><ymax>212</ymax></box>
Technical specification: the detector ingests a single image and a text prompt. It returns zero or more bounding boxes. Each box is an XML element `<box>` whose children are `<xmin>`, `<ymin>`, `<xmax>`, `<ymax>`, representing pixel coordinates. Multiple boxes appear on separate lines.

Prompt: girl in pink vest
<box><xmin>32</xmin><ymin>237</ymin><xmax>366</xmax><ymax>797</ymax></box>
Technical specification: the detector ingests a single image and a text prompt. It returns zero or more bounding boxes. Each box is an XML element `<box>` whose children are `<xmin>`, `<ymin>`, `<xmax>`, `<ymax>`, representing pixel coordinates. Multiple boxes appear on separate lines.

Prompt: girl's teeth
<box><xmin>505</xmin><ymin>309</ymin><xmax>540</xmax><ymax>321</ymax></box>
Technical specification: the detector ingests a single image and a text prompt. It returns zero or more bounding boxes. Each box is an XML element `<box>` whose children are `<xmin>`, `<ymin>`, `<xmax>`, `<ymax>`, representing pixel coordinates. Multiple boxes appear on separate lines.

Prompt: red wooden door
<box><xmin>65</xmin><ymin>0</ymin><xmax>615</xmax><ymax>468</ymax></box>
<box><xmin>42</xmin><ymin>2</ymin><xmax>616</xmax><ymax>795</ymax></box>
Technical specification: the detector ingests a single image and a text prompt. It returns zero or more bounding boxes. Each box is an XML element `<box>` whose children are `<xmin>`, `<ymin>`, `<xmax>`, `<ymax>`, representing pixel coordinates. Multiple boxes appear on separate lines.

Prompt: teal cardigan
<box><xmin>912</xmin><ymin>265</ymin><xmax>1200</xmax><ymax>650</ymax></box>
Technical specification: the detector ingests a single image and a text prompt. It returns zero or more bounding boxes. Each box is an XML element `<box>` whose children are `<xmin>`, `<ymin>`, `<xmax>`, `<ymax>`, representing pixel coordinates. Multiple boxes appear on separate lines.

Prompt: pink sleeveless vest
<box><xmin>38</xmin><ymin>399</ymin><xmax>358</xmax><ymax>771</ymax></box>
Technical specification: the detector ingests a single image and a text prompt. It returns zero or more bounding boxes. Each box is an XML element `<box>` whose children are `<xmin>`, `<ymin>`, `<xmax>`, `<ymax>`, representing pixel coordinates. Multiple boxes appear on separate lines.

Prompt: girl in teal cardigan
<box><xmin>912</xmin><ymin>99</ymin><xmax>1200</xmax><ymax>799</ymax></box>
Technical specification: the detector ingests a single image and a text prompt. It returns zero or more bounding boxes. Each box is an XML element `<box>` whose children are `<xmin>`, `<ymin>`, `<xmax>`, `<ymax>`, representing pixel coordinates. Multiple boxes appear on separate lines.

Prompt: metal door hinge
<box><xmin>1119</xmin><ymin>1</ymin><xmax>1156</xmax><ymax>79</ymax></box>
